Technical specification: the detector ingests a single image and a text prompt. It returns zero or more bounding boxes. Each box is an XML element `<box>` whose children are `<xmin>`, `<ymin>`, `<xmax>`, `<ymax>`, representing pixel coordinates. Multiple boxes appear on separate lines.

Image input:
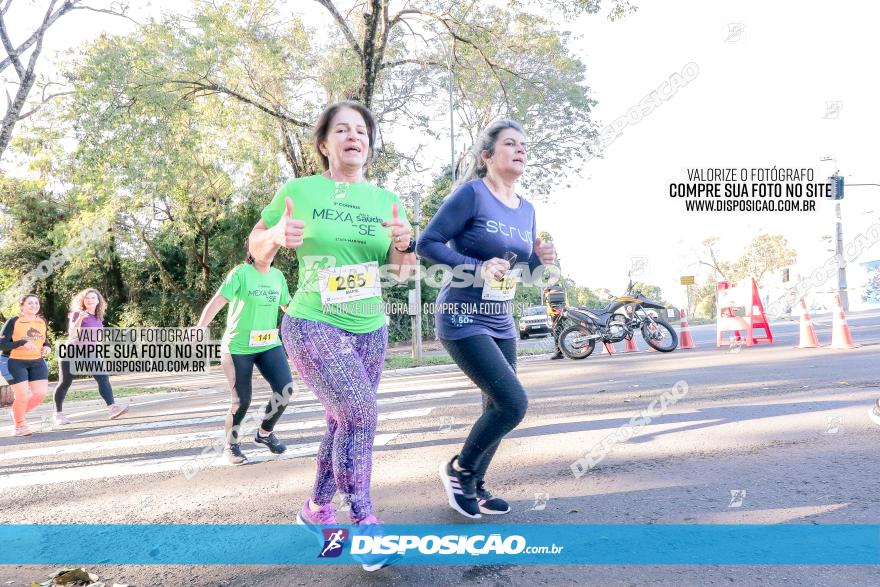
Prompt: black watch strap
<box><xmin>395</xmin><ymin>237</ymin><xmax>416</xmax><ymax>254</ymax></box>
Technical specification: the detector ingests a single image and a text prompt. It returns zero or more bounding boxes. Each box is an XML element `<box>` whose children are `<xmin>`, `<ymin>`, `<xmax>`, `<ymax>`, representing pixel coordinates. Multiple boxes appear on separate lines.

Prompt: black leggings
<box><xmin>441</xmin><ymin>335</ymin><xmax>528</xmax><ymax>482</ymax></box>
<box><xmin>220</xmin><ymin>345</ymin><xmax>294</xmax><ymax>444</ymax></box>
<box><xmin>54</xmin><ymin>360</ymin><xmax>114</xmax><ymax>410</ymax></box>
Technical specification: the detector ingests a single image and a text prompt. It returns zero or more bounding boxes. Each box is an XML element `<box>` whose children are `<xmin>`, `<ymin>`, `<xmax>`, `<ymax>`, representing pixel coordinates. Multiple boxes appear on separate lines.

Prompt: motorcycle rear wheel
<box><xmin>559</xmin><ymin>325</ymin><xmax>596</xmax><ymax>360</ymax></box>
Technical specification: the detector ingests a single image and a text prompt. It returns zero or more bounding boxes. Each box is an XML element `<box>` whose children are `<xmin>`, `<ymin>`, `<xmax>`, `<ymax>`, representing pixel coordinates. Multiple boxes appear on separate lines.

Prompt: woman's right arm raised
<box><xmin>249</xmin><ymin>197</ymin><xmax>305</xmax><ymax>263</ymax></box>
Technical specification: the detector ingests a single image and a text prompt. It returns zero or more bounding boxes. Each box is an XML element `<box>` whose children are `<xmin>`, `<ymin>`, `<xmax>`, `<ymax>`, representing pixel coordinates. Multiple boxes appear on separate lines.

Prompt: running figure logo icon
<box><xmin>319</xmin><ymin>528</ymin><xmax>349</xmax><ymax>558</ymax></box>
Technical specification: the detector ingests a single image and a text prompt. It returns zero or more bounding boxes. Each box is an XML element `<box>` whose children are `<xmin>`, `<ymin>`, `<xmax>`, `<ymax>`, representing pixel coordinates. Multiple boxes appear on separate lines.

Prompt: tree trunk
<box><xmin>0</xmin><ymin>68</ymin><xmax>37</xmax><ymax>161</ymax></box>
<box><xmin>200</xmin><ymin>229</ymin><xmax>210</xmax><ymax>300</ymax></box>
<box><xmin>358</xmin><ymin>0</ymin><xmax>387</xmax><ymax>109</ymax></box>
<box><xmin>136</xmin><ymin>227</ymin><xmax>199</xmax><ymax>314</ymax></box>
<box><xmin>104</xmin><ymin>233</ymin><xmax>128</xmax><ymax>311</ymax></box>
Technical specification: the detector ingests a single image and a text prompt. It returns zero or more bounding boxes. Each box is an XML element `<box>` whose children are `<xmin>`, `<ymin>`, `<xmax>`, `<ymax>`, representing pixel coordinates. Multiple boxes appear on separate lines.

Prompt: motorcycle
<box><xmin>555</xmin><ymin>282</ymin><xmax>678</xmax><ymax>360</ymax></box>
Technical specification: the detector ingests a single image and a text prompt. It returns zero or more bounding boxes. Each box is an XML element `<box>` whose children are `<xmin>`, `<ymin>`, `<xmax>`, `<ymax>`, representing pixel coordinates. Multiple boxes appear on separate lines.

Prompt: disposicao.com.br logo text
<box><xmin>349</xmin><ymin>533</ymin><xmax>563</xmax><ymax>556</ymax></box>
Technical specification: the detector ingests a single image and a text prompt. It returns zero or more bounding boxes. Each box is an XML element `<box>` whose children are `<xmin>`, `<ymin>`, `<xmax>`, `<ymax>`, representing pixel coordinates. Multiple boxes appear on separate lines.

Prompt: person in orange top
<box><xmin>0</xmin><ymin>294</ymin><xmax>52</xmax><ymax>436</ymax></box>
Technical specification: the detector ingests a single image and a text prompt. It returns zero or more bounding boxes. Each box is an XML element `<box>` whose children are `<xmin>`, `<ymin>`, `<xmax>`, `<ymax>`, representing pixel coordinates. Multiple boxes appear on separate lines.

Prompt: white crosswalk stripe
<box><xmin>0</xmin><ymin>408</ymin><xmax>433</xmax><ymax>461</ymax></box>
<box><xmin>0</xmin><ymin>370</ymin><xmax>461</xmax><ymax>491</ymax></box>
<box><xmin>66</xmin><ymin>395</ymin><xmax>183</xmax><ymax>419</ymax></box>
<box><xmin>206</xmin><ymin>377</ymin><xmax>471</xmax><ymax>404</ymax></box>
<box><xmin>0</xmin><ymin>434</ymin><xmax>399</xmax><ymax>489</ymax></box>
<box><xmin>76</xmin><ymin>391</ymin><xmax>457</xmax><ymax>436</ymax></box>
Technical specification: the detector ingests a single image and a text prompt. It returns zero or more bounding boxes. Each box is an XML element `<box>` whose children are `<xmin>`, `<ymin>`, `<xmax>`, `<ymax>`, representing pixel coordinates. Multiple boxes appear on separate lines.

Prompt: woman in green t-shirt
<box><xmin>248</xmin><ymin>101</ymin><xmax>416</xmax><ymax>537</ymax></box>
<box><xmin>197</xmin><ymin>245</ymin><xmax>295</xmax><ymax>465</ymax></box>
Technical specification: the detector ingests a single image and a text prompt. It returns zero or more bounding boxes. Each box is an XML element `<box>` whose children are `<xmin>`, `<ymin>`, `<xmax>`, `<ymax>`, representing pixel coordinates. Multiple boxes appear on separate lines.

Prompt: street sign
<box><xmin>680</xmin><ymin>275</ymin><xmax>695</xmax><ymax>286</ymax></box>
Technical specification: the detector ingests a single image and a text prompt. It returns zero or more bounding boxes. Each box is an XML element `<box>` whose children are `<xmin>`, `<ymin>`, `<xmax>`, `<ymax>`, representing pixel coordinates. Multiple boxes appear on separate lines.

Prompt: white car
<box><xmin>518</xmin><ymin>306</ymin><xmax>551</xmax><ymax>339</ymax></box>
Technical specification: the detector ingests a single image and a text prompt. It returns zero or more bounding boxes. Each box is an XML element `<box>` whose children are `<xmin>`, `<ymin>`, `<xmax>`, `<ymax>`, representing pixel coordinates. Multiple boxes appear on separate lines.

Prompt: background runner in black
<box><xmin>221</xmin><ymin>345</ymin><xmax>292</xmax><ymax>444</ymax></box>
<box><xmin>196</xmin><ymin>245</ymin><xmax>294</xmax><ymax>465</ymax></box>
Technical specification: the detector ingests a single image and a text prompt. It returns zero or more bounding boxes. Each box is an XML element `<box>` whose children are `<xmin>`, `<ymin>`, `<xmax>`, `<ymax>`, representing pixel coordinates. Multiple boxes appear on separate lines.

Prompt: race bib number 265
<box><xmin>319</xmin><ymin>262</ymin><xmax>381</xmax><ymax>305</ymax></box>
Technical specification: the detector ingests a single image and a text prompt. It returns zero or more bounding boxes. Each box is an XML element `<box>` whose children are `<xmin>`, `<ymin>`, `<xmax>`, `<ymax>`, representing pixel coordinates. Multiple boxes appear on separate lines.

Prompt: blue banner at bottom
<box><xmin>1</xmin><ymin>525</ymin><xmax>878</xmax><ymax>565</ymax></box>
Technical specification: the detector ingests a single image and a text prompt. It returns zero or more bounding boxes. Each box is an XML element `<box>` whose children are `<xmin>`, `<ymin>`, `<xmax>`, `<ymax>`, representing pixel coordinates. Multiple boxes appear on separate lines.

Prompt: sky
<box><xmin>551</xmin><ymin>0</ymin><xmax>880</xmax><ymax>307</ymax></box>
<box><xmin>5</xmin><ymin>0</ymin><xmax>880</xmax><ymax>310</ymax></box>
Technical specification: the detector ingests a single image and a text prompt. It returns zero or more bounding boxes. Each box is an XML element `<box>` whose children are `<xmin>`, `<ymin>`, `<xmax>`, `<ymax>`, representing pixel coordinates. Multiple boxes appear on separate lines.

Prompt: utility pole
<box><xmin>412</xmin><ymin>33</ymin><xmax>456</xmax><ymax>361</ymax></box>
<box><xmin>447</xmin><ymin>38</ymin><xmax>455</xmax><ymax>182</ymax></box>
<box><xmin>828</xmin><ymin>173</ymin><xmax>849</xmax><ymax>311</ymax></box>
<box><xmin>835</xmin><ymin>199</ymin><xmax>849</xmax><ymax>311</ymax></box>
<box><xmin>411</xmin><ymin>194</ymin><xmax>423</xmax><ymax>361</ymax></box>
<box><xmin>822</xmin><ymin>158</ymin><xmax>849</xmax><ymax>311</ymax></box>
<box><xmin>831</xmin><ymin>177</ymin><xmax>880</xmax><ymax>313</ymax></box>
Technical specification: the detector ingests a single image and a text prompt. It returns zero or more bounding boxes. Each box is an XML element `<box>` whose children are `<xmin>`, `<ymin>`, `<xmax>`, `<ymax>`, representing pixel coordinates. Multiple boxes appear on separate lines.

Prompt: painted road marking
<box><xmin>0</xmin><ymin>434</ymin><xmax>398</xmax><ymax>489</ymax></box>
<box><xmin>0</xmin><ymin>409</ymin><xmax>431</xmax><ymax>461</ymax></box>
<box><xmin>77</xmin><ymin>391</ymin><xmax>457</xmax><ymax>436</ymax></box>
<box><xmin>66</xmin><ymin>396</ymin><xmax>183</xmax><ymax>419</ymax></box>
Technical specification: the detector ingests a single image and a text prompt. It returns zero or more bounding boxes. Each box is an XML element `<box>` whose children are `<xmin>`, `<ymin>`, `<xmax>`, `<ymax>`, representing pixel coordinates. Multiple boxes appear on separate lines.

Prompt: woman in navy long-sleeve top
<box><xmin>417</xmin><ymin>119</ymin><xmax>557</xmax><ymax>518</ymax></box>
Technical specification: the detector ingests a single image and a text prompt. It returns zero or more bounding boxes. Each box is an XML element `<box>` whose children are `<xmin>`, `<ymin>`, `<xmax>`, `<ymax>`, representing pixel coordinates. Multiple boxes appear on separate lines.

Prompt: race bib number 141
<box><xmin>249</xmin><ymin>329</ymin><xmax>278</xmax><ymax>347</ymax></box>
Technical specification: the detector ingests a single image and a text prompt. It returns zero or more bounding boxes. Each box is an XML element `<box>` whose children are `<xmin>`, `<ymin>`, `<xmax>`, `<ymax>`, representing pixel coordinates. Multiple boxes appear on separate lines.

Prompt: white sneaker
<box><xmin>869</xmin><ymin>399</ymin><xmax>880</xmax><ymax>427</ymax></box>
<box><xmin>13</xmin><ymin>424</ymin><xmax>33</xmax><ymax>437</ymax></box>
<box><xmin>108</xmin><ymin>404</ymin><xmax>129</xmax><ymax>419</ymax></box>
<box><xmin>54</xmin><ymin>412</ymin><xmax>71</xmax><ymax>425</ymax></box>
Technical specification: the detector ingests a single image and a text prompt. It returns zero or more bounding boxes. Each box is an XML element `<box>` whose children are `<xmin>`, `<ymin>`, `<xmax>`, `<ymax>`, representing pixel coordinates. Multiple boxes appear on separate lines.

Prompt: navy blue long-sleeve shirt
<box><xmin>416</xmin><ymin>178</ymin><xmax>543</xmax><ymax>340</ymax></box>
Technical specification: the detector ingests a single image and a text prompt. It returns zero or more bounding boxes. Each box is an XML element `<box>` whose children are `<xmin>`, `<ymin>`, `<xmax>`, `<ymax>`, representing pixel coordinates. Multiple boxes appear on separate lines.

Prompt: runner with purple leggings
<box><xmin>248</xmin><ymin>101</ymin><xmax>416</xmax><ymax>563</ymax></box>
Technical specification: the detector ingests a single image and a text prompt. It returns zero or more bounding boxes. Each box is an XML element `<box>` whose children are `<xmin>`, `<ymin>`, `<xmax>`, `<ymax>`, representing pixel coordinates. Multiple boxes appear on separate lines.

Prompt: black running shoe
<box><xmin>870</xmin><ymin>398</ymin><xmax>880</xmax><ymax>427</ymax></box>
<box><xmin>224</xmin><ymin>443</ymin><xmax>248</xmax><ymax>465</ymax></box>
<box><xmin>476</xmin><ymin>482</ymin><xmax>511</xmax><ymax>515</ymax></box>
<box><xmin>439</xmin><ymin>456</ymin><xmax>481</xmax><ymax>518</ymax></box>
<box><xmin>550</xmin><ymin>351</ymin><xmax>564</xmax><ymax>360</ymax></box>
<box><xmin>254</xmin><ymin>430</ymin><xmax>286</xmax><ymax>454</ymax></box>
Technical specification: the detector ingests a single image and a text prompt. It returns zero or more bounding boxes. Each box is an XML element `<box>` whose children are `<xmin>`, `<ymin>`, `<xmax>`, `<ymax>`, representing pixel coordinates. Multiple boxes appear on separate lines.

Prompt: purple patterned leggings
<box><xmin>280</xmin><ymin>315</ymin><xmax>387</xmax><ymax>521</ymax></box>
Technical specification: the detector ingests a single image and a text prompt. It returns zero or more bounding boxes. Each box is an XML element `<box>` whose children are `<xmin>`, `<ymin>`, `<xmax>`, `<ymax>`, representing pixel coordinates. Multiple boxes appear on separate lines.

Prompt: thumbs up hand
<box><xmin>383</xmin><ymin>203</ymin><xmax>412</xmax><ymax>253</ymax></box>
<box><xmin>271</xmin><ymin>197</ymin><xmax>306</xmax><ymax>249</ymax></box>
<box><xmin>533</xmin><ymin>237</ymin><xmax>556</xmax><ymax>265</ymax></box>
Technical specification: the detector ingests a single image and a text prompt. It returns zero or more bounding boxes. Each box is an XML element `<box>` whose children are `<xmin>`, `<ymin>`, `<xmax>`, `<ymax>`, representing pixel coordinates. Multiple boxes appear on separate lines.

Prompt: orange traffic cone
<box><xmin>677</xmin><ymin>309</ymin><xmax>696</xmax><ymax>349</ymax></box>
<box><xmin>830</xmin><ymin>294</ymin><xmax>856</xmax><ymax>349</ymax></box>
<box><xmin>623</xmin><ymin>336</ymin><xmax>639</xmax><ymax>353</ymax></box>
<box><xmin>797</xmin><ymin>299</ymin><xmax>820</xmax><ymax>348</ymax></box>
<box><xmin>645</xmin><ymin>326</ymin><xmax>657</xmax><ymax>352</ymax></box>
<box><xmin>600</xmin><ymin>341</ymin><xmax>617</xmax><ymax>355</ymax></box>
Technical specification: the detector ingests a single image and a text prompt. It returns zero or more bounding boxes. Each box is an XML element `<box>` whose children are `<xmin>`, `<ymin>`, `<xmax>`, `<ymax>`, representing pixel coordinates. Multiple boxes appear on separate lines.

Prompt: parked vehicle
<box><xmin>518</xmin><ymin>305</ymin><xmax>551</xmax><ymax>339</ymax></box>
<box><xmin>557</xmin><ymin>282</ymin><xmax>678</xmax><ymax>359</ymax></box>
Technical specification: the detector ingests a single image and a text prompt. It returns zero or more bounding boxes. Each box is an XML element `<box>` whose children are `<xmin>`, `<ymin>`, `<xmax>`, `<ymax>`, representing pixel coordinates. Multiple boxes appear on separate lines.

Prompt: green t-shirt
<box><xmin>219</xmin><ymin>263</ymin><xmax>291</xmax><ymax>355</ymax></box>
<box><xmin>261</xmin><ymin>175</ymin><xmax>409</xmax><ymax>333</ymax></box>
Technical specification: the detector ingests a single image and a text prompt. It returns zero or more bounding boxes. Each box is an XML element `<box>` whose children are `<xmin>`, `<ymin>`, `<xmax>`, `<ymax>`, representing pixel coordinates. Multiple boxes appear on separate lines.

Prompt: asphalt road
<box><xmin>1</xmin><ymin>310</ymin><xmax>879</xmax><ymax>586</ymax></box>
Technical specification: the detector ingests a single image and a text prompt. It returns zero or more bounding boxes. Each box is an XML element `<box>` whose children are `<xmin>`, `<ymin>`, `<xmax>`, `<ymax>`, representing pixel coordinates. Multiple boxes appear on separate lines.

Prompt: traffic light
<box><xmin>829</xmin><ymin>175</ymin><xmax>844</xmax><ymax>200</ymax></box>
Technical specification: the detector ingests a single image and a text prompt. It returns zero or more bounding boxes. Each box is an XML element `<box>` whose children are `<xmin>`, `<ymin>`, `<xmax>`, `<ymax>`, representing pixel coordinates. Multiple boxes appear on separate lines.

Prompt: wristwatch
<box><xmin>394</xmin><ymin>237</ymin><xmax>416</xmax><ymax>254</ymax></box>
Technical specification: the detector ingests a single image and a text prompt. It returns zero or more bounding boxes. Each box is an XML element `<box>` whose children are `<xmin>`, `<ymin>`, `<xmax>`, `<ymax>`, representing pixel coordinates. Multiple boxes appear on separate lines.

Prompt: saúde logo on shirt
<box><xmin>319</xmin><ymin>528</ymin><xmax>349</xmax><ymax>558</ymax></box>
<box><xmin>247</xmin><ymin>285</ymin><xmax>280</xmax><ymax>304</ymax></box>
